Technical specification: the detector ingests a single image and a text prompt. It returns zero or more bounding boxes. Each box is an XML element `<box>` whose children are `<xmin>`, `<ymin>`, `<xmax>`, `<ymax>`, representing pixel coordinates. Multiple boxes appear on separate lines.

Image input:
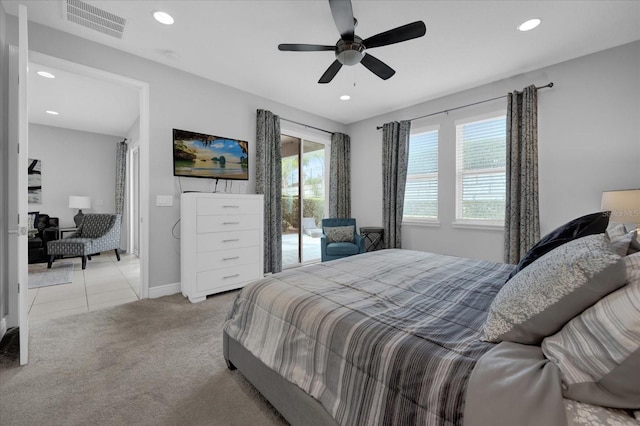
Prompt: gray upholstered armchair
<box><xmin>47</xmin><ymin>213</ymin><xmax>121</xmax><ymax>269</ymax></box>
<box><xmin>321</xmin><ymin>218</ymin><xmax>365</xmax><ymax>262</ymax></box>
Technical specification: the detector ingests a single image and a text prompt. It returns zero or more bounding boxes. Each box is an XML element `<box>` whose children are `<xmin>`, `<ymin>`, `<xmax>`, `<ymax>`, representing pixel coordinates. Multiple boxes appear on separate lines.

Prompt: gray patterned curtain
<box><xmin>504</xmin><ymin>85</ymin><xmax>540</xmax><ymax>263</ymax></box>
<box><xmin>256</xmin><ymin>109</ymin><xmax>282</xmax><ymax>274</ymax></box>
<box><xmin>382</xmin><ymin>121</ymin><xmax>411</xmax><ymax>249</ymax></box>
<box><xmin>115</xmin><ymin>139</ymin><xmax>127</xmax><ymax>216</ymax></box>
<box><xmin>329</xmin><ymin>132</ymin><xmax>351</xmax><ymax>218</ymax></box>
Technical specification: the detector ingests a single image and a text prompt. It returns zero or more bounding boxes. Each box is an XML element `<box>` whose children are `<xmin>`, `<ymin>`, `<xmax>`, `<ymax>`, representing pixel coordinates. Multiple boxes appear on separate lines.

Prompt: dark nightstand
<box><xmin>359</xmin><ymin>227</ymin><xmax>384</xmax><ymax>252</ymax></box>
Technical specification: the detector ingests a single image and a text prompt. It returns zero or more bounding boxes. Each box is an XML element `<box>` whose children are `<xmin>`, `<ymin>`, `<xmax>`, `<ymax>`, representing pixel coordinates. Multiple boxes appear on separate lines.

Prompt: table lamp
<box><xmin>69</xmin><ymin>195</ymin><xmax>91</xmax><ymax>227</ymax></box>
<box><xmin>601</xmin><ymin>189</ymin><xmax>640</xmax><ymax>232</ymax></box>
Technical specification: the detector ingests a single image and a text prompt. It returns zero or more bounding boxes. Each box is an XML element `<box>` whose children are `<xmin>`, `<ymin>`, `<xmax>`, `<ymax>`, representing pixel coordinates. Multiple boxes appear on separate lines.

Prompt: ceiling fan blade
<box><xmin>318</xmin><ymin>60</ymin><xmax>343</xmax><ymax>84</ymax></box>
<box><xmin>363</xmin><ymin>21</ymin><xmax>426</xmax><ymax>49</ymax></box>
<box><xmin>278</xmin><ymin>44</ymin><xmax>335</xmax><ymax>52</ymax></box>
<box><xmin>361</xmin><ymin>54</ymin><xmax>395</xmax><ymax>80</ymax></box>
<box><xmin>328</xmin><ymin>0</ymin><xmax>355</xmax><ymax>40</ymax></box>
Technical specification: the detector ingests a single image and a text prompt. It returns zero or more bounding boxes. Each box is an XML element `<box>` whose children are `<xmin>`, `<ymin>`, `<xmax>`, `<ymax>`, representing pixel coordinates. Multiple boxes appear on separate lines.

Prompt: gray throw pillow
<box><xmin>482</xmin><ymin>234</ymin><xmax>627</xmax><ymax>344</ymax></box>
<box><xmin>606</xmin><ymin>223</ymin><xmax>627</xmax><ymax>241</ymax></box>
<box><xmin>324</xmin><ymin>225</ymin><xmax>354</xmax><ymax>244</ymax></box>
<box><xmin>610</xmin><ymin>230</ymin><xmax>640</xmax><ymax>257</ymax></box>
<box><xmin>541</xmin><ymin>252</ymin><xmax>640</xmax><ymax>409</ymax></box>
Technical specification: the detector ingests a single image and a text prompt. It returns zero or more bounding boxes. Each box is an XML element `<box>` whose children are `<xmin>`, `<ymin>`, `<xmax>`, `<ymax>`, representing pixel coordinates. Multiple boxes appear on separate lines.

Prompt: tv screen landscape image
<box><xmin>173</xmin><ymin>128</ymin><xmax>249</xmax><ymax>180</ymax></box>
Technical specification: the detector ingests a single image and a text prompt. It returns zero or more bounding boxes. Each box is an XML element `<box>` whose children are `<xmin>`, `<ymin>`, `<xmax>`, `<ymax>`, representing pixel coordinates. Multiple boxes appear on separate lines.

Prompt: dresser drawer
<box><xmin>197</xmin><ymin>197</ymin><xmax>261</xmax><ymax>215</ymax></box>
<box><xmin>197</xmin><ymin>214</ymin><xmax>261</xmax><ymax>233</ymax></box>
<box><xmin>197</xmin><ymin>246</ymin><xmax>259</xmax><ymax>272</ymax></box>
<box><xmin>196</xmin><ymin>229</ymin><xmax>259</xmax><ymax>252</ymax></box>
<box><xmin>196</xmin><ymin>264</ymin><xmax>261</xmax><ymax>292</ymax></box>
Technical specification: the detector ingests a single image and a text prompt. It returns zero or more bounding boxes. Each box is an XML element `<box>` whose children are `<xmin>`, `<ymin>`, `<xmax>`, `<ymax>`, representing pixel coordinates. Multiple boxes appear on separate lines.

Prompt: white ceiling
<box><xmin>3</xmin><ymin>0</ymin><xmax>640</xmax><ymax>134</ymax></box>
<box><xmin>28</xmin><ymin>60</ymin><xmax>139</xmax><ymax>136</ymax></box>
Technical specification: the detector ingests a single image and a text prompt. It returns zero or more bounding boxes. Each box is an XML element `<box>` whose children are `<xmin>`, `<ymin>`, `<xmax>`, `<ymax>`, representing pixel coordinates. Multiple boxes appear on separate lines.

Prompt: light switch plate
<box><xmin>156</xmin><ymin>195</ymin><xmax>173</xmax><ymax>206</ymax></box>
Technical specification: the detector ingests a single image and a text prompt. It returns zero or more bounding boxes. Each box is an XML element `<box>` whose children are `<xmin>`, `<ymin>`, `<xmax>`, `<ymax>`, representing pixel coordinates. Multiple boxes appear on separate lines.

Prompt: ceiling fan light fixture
<box><xmin>336</xmin><ymin>38</ymin><xmax>365</xmax><ymax>66</ymax></box>
<box><xmin>153</xmin><ymin>11</ymin><xmax>174</xmax><ymax>25</ymax></box>
<box><xmin>37</xmin><ymin>71</ymin><xmax>55</xmax><ymax>79</ymax></box>
<box><xmin>518</xmin><ymin>18</ymin><xmax>541</xmax><ymax>32</ymax></box>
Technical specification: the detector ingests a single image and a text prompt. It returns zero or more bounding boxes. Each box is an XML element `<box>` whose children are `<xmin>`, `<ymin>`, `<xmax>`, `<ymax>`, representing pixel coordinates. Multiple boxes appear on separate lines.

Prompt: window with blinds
<box><xmin>404</xmin><ymin>129</ymin><xmax>439</xmax><ymax>221</ymax></box>
<box><xmin>455</xmin><ymin>115</ymin><xmax>506</xmax><ymax>224</ymax></box>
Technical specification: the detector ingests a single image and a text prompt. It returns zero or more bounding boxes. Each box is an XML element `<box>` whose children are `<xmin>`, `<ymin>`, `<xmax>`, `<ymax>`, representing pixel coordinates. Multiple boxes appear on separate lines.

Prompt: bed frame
<box><xmin>223</xmin><ymin>331</ymin><xmax>338</xmax><ymax>426</ymax></box>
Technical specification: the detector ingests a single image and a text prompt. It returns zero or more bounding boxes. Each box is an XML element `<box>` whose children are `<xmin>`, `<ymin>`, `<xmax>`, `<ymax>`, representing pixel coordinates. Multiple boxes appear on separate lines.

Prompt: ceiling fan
<box><xmin>278</xmin><ymin>0</ymin><xmax>426</xmax><ymax>84</ymax></box>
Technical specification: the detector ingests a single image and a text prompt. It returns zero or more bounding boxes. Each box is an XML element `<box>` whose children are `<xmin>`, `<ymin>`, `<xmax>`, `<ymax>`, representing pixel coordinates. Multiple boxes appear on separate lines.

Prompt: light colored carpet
<box><xmin>0</xmin><ymin>292</ymin><xmax>288</xmax><ymax>426</ymax></box>
<box><xmin>28</xmin><ymin>261</ymin><xmax>75</xmax><ymax>289</ymax></box>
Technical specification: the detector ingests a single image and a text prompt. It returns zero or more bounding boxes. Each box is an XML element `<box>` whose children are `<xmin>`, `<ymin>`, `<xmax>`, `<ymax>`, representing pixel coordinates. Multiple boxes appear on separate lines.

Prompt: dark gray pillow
<box><xmin>506</xmin><ymin>211</ymin><xmax>610</xmax><ymax>281</ymax></box>
<box><xmin>483</xmin><ymin>234</ymin><xmax>626</xmax><ymax>344</ymax></box>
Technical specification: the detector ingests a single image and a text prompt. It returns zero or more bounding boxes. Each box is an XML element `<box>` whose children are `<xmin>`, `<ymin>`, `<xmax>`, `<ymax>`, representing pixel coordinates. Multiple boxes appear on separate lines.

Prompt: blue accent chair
<box><xmin>321</xmin><ymin>218</ymin><xmax>365</xmax><ymax>262</ymax></box>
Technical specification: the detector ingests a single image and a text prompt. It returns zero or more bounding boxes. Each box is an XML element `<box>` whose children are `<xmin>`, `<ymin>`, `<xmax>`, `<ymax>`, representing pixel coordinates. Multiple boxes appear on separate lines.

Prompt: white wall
<box><xmin>28</xmin><ymin>124</ymin><xmax>120</xmax><ymax>227</ymax></box>
<box><xmin>347</xmin><ymin>41</ymin><xmax>640</xmax><ymax>262</ymax></box>
<box><xmin>7</xmin><ymin>18</ymin><xmax>346</xmax><ymax>289</ymax></box>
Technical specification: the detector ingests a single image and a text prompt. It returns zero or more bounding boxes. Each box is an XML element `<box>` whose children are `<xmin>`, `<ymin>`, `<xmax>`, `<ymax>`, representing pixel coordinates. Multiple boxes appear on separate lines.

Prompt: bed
<box><xmin>223</xmin><ymin>226</ymin><xmax>640</xmax><ymax>425</ymax></box>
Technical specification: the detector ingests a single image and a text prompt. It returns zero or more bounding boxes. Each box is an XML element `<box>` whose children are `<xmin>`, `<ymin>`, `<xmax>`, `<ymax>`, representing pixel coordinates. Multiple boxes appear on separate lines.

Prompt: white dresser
<box><xmin>180</xmin><ymin>192</ymin><xmax>264</xmax><ymax>303</ymax></box>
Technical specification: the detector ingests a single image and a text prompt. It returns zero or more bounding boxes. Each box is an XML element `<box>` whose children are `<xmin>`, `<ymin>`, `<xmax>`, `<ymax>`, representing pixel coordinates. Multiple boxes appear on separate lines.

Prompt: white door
<box><xmin>17</xmin><ymin>4</ymin><xmax>30</xmax><ymax>365</ymax></box>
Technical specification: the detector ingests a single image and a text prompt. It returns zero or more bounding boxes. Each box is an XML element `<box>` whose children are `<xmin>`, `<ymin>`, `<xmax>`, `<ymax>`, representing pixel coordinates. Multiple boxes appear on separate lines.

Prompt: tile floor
<box><xmin>28</xmin><ymin>252</ymin><xmax>140</xmax><ymax>323</ymax></box>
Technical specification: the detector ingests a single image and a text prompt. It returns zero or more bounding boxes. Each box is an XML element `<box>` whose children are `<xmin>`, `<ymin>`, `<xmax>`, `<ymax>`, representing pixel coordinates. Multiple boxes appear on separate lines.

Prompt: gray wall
<box><xmin>6</xmin><ymin>18</ymin><xmax>346</xmax><ymax>290</ymax></box>
<box><xmin>28</xmin><ymin>124</ymin><xmax>120</xmax><ymax>227</ymax></box>
<box><xmin>0</xmin><ymin>3</ymin><xmax>9</xmax><ymax>335</ymax></box>
<box><xmin>347</xmin><ymin>41</ymin><xmax>640</xmax><ymax>262</ymax></box>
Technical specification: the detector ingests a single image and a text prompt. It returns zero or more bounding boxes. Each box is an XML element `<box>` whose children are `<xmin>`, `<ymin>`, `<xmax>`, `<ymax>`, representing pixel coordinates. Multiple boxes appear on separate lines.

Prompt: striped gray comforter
<box><xmin>224</xmin><ymin>249</ymin><xmax>514</xmax><ymax>425</ymax></box>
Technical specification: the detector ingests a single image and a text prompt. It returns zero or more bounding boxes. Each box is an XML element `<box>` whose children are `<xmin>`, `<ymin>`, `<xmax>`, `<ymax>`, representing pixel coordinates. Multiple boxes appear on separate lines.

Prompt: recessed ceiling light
<box><xmin>340</xmin><ymin>95</ymin><xmax>351</xmax><ymax>101</ymax></box>
<box><xmin>518</xmin><ymin>18</ymin><xmax>541</xmax><ymax>32</ymax></box>
<box><xmin>45</xmin><ymin>110</ymin><xmax>59</xmax><ymax>115</ymax></box>
<box><xmin>153</xmin><ymin>11</ymin><xmax>174</xmax><ymax>25</ymax></box>
<box><xmin>37</xmin><ymin>71</ymin><xmax>55</xmax><ymax>79</ymax></box>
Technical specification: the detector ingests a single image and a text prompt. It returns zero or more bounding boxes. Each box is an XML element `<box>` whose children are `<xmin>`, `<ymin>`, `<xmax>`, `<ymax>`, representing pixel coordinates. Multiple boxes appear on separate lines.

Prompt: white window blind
<box><xmin>455</xmin><ymin>115</ymin><xmax>506</xmax><ymax>224</ymax></box>
<box><xmin>404</xmin><ymin>129</ymin><xmax>438</xmax><ymax>220</ymax></box>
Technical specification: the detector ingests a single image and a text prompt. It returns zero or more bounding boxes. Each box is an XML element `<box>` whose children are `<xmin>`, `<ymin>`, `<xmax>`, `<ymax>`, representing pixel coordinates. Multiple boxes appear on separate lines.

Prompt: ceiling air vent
<box><xmin>65</xmin><ymin>0</ymin><xmax>127</xmax><ymax>39</ymax></box>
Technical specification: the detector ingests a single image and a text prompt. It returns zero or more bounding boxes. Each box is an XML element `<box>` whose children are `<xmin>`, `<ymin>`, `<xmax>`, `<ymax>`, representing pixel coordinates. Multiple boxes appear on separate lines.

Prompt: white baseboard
<box><xmin>0</xmin><ymin>317</ymin><xmax>7</xmax><ymax>343</ymax></box>
<box><xmin>147</xmin><ymin>282</ymin><xmax>181</xmax><ymax>299</ymax></box>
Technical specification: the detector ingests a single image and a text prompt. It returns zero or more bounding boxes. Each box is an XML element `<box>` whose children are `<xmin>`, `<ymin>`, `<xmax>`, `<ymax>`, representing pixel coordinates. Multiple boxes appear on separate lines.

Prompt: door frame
<box><xmin>280</xmin><ymin>123</ymin><xmax>331</xmax><ymax>267</ymax></box>
<box><xmin>27</xmin><ymin>51</ymin><xmax>150</xmax><ymax>299</ymax></box>
<box><xmin>128</xmin><ymin>141</ymin><xmax>141</xmax><ymax>257</ymax></box>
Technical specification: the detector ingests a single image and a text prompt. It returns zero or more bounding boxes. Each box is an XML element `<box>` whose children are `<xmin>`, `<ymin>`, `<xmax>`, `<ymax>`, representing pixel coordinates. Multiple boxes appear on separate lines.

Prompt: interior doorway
<box><xmin>25</xmin><ymin>52</ymin><xmax>149</xmax><ymax>319</ymax></box>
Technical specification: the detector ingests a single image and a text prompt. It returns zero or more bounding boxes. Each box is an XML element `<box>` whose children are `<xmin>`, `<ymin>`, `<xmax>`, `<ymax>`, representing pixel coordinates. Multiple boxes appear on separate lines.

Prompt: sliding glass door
<box><xmin>281</xmin><ymin>135</ymin><xmax>326</xmax><ymax>267</ymax></box>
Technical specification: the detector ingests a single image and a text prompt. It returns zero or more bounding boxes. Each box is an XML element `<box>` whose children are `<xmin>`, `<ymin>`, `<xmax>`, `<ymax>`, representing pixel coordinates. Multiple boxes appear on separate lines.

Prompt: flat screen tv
<box><xmin>173</xmin><ymin>128</ymin><xmax>249</xmax><ymax>180</ymax></box>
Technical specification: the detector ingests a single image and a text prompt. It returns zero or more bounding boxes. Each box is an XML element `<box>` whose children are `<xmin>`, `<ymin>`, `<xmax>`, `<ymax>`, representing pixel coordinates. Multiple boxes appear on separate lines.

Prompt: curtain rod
<box><xmin>376</xmin><ymin>82</ymin><xmax>554</xmax><ymax>130</ymax></box>
<box><xmin>280</xmin><ymin>117</ymin><xmax>334</xmax><ymax>135</ymax></box>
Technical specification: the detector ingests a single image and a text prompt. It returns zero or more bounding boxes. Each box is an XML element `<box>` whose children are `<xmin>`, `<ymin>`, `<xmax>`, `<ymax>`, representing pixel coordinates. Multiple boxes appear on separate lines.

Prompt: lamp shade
<box><xmin>69</xmin><ymin>196</ymin><xmax>91</xmax><ymax>210</ymax></box>
<box><xmin>601</xmin><ymin>189</ymin><xmax>640</xmax><ymax>225</ymax></box>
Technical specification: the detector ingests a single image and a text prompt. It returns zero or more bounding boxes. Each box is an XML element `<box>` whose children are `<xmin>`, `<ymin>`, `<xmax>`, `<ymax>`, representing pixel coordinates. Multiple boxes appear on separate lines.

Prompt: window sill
<box><xmin>403</xmin><ymin>219</ymin><xmax>441</xmax><ymax>228</ymax></box>
<box><xmin>451</xmin><ymin>221</ymin><xmax>504</xmax><ymax>231</ymax></box>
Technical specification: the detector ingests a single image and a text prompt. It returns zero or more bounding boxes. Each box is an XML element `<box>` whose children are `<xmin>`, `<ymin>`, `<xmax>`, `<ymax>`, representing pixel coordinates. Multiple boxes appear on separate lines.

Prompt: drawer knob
<box><xmin>223</xmin><ymin>222</ymin><xmax>240</xmax><ymax>225</ymax></box>
<box><xmin>222</xmin><ymin>239</ymin><xmax>240</xmax><ymax>243</ymax></box>
<box><xmin>223</xmin><ymin>256</ymin><xmax>240</xmax><ymax>261</ymax></box>
<box><xmin>223</xmin><ymin>205</ymin><xmax>240</xmax><ymax>208</ymax></box>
